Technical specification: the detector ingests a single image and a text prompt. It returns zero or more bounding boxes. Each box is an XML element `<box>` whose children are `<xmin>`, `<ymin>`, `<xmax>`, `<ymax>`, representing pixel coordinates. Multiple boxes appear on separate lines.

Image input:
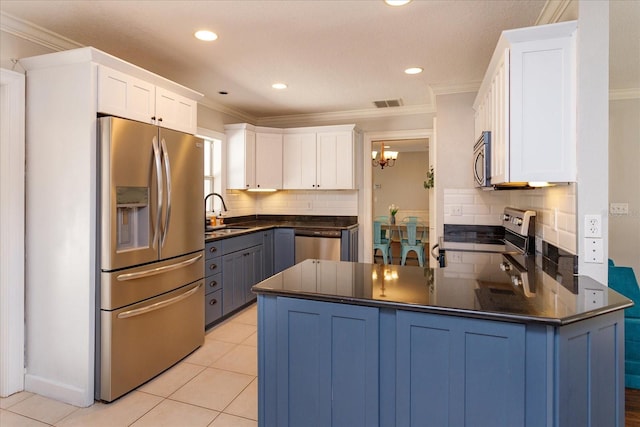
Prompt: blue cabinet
<box><xmin>258</xmin><ymin>295</ymin><xmax>625</xmax><ymax>427</ymax></box>
<box><xmin>262</xmin><ymin>230</ymin><xmax>274</xmax><ymax>279</ymax></box>
<box><xmin>260</xmin><ymin>296</ymin><xmax>379</xmax><ymax>427</ymax></box>
<box><xmin>204</xmin><ymin>240</ymin><xmax>224</xmax><ymax>326</ymax></box>
<box><xmin>393</xmin><ymin>311</ymin><xmax>525</xmax><ymax>427</ymax></box>
<box><xmin>274</xmin><ymin>228</ymin><xmax>295</xmax><ymax>274</ymax></box>
<box><xmin>222</xmin><ymin>238</ymin><xmax>263</xmax><ymax>315</ymax></box>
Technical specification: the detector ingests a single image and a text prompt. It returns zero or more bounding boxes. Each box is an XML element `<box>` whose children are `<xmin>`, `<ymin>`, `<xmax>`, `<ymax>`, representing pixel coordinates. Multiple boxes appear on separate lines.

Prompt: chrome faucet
<box><xmin>204</xmin><ymin>193</ymin><xmax>227</xmax><ymax>218</ymax></box>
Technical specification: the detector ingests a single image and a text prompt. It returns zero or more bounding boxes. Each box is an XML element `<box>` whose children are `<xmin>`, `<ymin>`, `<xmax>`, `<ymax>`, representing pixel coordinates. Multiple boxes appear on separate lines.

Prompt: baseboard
<box><xmin>25</xmin><ymin>373</ymin><xmax>94</xmax><ymax>407</ymax></box>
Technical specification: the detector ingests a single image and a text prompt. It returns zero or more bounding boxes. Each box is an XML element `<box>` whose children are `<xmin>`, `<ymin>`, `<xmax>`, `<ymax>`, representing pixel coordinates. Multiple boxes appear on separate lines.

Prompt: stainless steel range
<box><xmin>438</xmin><ymin>207</ymin><xmax>539</xmax><ymax>302</ymax></box>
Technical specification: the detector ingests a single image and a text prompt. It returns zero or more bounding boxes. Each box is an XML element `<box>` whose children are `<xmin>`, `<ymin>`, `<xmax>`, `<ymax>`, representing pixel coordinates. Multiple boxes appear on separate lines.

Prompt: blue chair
<box><xmin>373</xmin><ymin>221</ymin><xmax>393</xmax><ymax>264</ymax></box>
<box><xmin>401</xmin><ymin>216</ymin><xmax>422</xmax><ymax>223</ymax></box>
<box><xmin>608</xmin><ymin>259</ymin><xmax>640</xmax><ymax>389</ymax></box>
<box><xmin>399</xmin><ymin>221</ymin><xmax>426</xmax><ymax>266</ymax></box>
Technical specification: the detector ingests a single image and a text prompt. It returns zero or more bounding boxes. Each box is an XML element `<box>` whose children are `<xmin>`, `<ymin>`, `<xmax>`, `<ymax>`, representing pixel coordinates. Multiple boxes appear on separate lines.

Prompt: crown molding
<box><xmin>429</xmin><ymin>81</ymin><xmax>481</xmax><ymax>96</ymax></box>
<box><xmin>199</xmin><ymin>97</ymin><xmax>258</xmax><ymax>124</ymax></box>
<box><xmin>256</xmin><ymin>104</ymin><xmax>436</xmax><ymax>127</ymax></box>
<box><xmin>609</xmin><ymin>88</ymin><xmax>640</xmax><ymax>101</ymax></box>
<box><xmin>0</xmin><ymin>12</ymin><xmax>82</xmax><ymax>52</ymax></box>
<box><xmin>535</xmin><ymin>0</ymin><xmax>576</xmax><ymax>25</ymax></box>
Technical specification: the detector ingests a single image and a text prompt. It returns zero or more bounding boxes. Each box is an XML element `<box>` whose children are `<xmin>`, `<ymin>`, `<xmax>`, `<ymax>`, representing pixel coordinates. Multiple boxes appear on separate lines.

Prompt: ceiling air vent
<box><xmin>373</xmin><ymin>99</ymin><xmax>403</xmax><ymax>108</ymax></box>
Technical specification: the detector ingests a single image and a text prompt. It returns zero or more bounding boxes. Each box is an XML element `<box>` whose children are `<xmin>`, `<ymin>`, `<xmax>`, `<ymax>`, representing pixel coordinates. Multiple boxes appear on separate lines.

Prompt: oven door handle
<box><xmin>117</xmin><ymin>283</ymin><xmax>202</xmax><ymax>319</ymax></box>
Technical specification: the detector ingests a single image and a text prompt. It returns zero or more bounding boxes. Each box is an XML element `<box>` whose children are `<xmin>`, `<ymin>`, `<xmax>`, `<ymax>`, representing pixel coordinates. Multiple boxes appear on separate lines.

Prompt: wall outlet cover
<box><xmin>584</xmin><ymin>214</ymin><xmax>602</xmax><ymax>238</ymax></box>
<box><xmin>584</xmin><ymin>238</ymin><xmax>604</xmax><ymax>263</ymax></box>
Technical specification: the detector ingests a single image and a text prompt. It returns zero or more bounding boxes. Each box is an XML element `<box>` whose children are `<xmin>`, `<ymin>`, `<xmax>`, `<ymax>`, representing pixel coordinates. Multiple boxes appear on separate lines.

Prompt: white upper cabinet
<box><xmin>98</xmin><ymin>65</ymin><xmax>198</xmax><ymax>134</ymax></box>
<box><xmin>226</xmin><ymin>125</ymin><xmax>284</xmax><ymax>190</ymax></box>
<box><xmin>281</xmin><ymin>125</ymin><xmax>357</xmax><ymax>190</ymax></box>
<box><xmin>283</xmin><ymin>133</ymin><xmax>317</xmax><ymax>189</ymax></box>
<box><xmin>227</xmin><ymin>125</ymin><xmax>257</xmax><ymax>190</ymax></box>
<box><xmin>316</xmin><ymin>130</ymin><xmax>354</xmax><ymax>189</ymax></box>
<box><xmin>474</xmin><ymin>21</ymin><xmax>577</xmax><ymax>184</ymax></box>
<box><xmin>255</xmin><ymin>131</ymin><xmax>283</xmax><ymax>189</ymax></box>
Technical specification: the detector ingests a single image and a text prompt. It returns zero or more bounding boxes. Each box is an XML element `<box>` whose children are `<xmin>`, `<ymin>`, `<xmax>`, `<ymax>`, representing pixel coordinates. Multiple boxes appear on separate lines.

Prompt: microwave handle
<box><xmin>473</xmin><ymin>151</ymin><xmax>485</xmax><ymax>185</ymax></box>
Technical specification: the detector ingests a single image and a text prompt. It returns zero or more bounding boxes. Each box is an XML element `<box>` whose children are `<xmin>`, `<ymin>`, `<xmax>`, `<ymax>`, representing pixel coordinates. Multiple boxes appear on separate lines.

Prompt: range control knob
<box><xmin>503</xmin><ymin>214</ymin><xmax>511</xmax><ymax>221</ymax></box>
<box><xmin>512</xmin><ymin>276</ymin><xmax>523</xmax><ymax>287</ymax></box>
<box><xmin>499</xmin><ymin>262</ymin><xmax>511</xmax><ymax>272</ymax></box>
<box><xmin>514</xmin><ymin>217</ymin><xmax>523</xmax><ymax>226</ymax></box>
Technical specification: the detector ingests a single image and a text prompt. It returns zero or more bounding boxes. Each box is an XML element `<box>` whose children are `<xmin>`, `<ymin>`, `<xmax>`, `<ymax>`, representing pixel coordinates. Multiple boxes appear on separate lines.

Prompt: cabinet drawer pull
<box><xmin>209</xmin><ymin>246</ymin><xmax>217</xmax><ymax>253</ymax></box>
<box><xmin>209</xmin><ymin>263</ymin><xmax>217</xmax><ymax>270</ymax></box>
<box><xmin>209</xmin><ymin>298</ymin><xmax>218</xmax><ymax>306</ymax></box>
<box><xmin>209</xmin><ymin>280</ymin><xmax>218</xmax><ymax>288</ymax></box>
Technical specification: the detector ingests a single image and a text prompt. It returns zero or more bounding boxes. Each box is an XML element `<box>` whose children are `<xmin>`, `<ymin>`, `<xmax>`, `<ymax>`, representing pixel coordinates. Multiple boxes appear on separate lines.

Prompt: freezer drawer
<box><xmin>98</xmin><ymin>281</ymin><xmax>204</xmax><ymax>402</ymax></box>
<box><xmin>101</xmin><ymin>251</ymin><xmax>204</xmax><ymax>310</ymax></box>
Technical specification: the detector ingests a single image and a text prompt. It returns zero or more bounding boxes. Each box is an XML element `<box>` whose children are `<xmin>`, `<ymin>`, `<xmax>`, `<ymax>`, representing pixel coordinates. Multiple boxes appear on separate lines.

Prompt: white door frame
<box><xmin>0</xmin><ymin>68</ymin><xmax>26</xmax><ymax>397</ymax></box>
<box><xmin>361</xmin><ymin>129</ymin><xmax>432</xmax><ymax>263</ymax></box>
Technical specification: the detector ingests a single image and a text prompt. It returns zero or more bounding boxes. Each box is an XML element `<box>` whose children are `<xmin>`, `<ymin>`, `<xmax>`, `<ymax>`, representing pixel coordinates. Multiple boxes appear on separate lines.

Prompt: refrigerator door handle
<box><xmin>160</xmin><ymin>138</ymin><xmax>172</xmax><ymax>248</ymax></box>
<box><xmin>117</xmin><ymin>283</ymin><xmax>202</xmax><ymax>319</ymax></box>
<box><xmin>116</xmin><ymin>253</ymin><xmax>203</xmax><ymax>281</ymax></box>
<box><xmin>152</xmin><ymin>136</ymin><xmax>163</xmax><ymax>249</ymax></box>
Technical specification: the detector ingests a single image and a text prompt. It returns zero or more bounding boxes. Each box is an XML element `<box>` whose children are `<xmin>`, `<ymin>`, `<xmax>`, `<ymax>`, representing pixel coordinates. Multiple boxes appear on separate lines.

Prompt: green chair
<box><xmin>373</xmin><ymin>220</ymin><xmax>393</xmax><ymax>264</ymax></box>
<box><xmin>399</xmin><ymin>221</ymin><xmax>426</xmax><ymax>266</ymax></box>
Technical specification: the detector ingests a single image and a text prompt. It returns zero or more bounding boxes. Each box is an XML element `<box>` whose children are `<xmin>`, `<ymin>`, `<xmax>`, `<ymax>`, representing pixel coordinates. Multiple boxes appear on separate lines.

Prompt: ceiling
<box><xmin>1</xmin><ymin>1</ymin><xmax>638</xmax><ymax>124</ymax></box>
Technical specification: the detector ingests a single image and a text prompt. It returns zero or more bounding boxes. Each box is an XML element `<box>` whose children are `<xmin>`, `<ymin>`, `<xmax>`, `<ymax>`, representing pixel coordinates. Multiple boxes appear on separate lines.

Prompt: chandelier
<box><xmin>372</xmin><ymin>143</ymin><xmax>398</xmax><ymax>169</ymax></box>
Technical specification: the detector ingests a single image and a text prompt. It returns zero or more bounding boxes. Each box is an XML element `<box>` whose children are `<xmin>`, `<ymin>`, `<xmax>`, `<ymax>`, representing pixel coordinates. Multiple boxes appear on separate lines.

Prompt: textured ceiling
<box><xmin>1</xmin><ymin>0</ymin><xmax>637</xmax><ymax>121</ymax></box>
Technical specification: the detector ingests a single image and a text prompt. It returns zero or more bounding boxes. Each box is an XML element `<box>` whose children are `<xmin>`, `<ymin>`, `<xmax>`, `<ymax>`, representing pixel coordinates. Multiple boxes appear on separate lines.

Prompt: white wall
<box><xmin>609</xmin><ymin>98</ymin><xmax>640</xmax><ymax>280</ymax></box>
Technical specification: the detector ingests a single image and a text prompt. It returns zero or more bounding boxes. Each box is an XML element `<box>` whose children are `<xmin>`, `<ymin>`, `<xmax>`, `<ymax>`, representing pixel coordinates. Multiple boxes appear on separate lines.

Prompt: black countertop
<box><xmin>252</xmin><ymin>259</ymin><xmax>632</xmax><ymax>326</ymax></box>
<box><xmin>205</xmin><ymin>215</ymin><xmax>358</xmax><ymax>242</ymax></box>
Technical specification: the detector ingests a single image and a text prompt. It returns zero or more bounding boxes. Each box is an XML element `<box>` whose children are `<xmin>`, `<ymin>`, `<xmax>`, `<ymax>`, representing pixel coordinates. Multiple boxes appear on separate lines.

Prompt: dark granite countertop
<box><xmin>252</xmin><ymin>259</ymin><xmax>632</xmax><ymax>326</ymax></box>
<box><xmin>206</xmin><ymin>215</ymin><xmax>358</xmax><ymax>242</ymax></box>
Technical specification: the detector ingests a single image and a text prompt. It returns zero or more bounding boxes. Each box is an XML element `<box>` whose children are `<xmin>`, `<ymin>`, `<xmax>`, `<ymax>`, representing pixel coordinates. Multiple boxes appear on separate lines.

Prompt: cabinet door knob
<box><xmin>209</xmin><ymin>280</ymin><xmax>218</xmax><ymax>288</ymax></box>
<box><xmin>151</xmin><ymin>116</ymin><xmax>156</xmax><ymax>121</ymax></box>
<box><xmin>209</xmin><ymin>263</ymin><xmax>217</xmax><ymax>270</ymax></box>
<box><xmin>209</xmin><ymin>246</ymin><xmax>217</xmax><ymax>253</ymax></box>
<box><xmin>209</xmin><ymin>298</ymin><xmax>217</xmax><ymax>306</ymax></box>
<box><xmin>158</xmin><ymin>117</ymin><xmax>163</xmax><ymax>122</ymax></box>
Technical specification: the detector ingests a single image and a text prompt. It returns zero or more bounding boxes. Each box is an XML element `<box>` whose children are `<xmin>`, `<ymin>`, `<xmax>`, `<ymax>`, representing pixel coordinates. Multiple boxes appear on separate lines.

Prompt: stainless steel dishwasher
<box><xmin>294</xmin><ymin>229</ymin><xmax>342</xmax><ymax>263</ymax></box>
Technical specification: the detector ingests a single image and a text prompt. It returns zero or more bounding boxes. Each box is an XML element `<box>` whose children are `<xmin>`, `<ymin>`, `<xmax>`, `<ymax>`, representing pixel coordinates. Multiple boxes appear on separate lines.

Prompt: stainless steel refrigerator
<box><xmin>96</xmin><ymin>116</ymin><xmax>204</xmax><ymax>402</ymax></box>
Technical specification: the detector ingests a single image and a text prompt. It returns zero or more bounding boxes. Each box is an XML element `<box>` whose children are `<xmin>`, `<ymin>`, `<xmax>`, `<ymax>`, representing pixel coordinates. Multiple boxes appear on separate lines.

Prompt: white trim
<box><xmin>361</xmin><ymin>129</ymin><xmax>433</xmax><ymax>263</ymax></box>
<box><xmin>257</xmin><ymin>104</ymin><xmax>436</xmax><ymax>128</ymax></box>
<box><xmin>535</xmin><ymin>0</ymin><xmax>575</xmax><ymax>25</ymax></box>
<box><xmin>0</xmin><ymin>68</ymin><xmax>25</xmax><ymax>397</ymax></box>
<box><xmin>0</xmin><ymin>11</ymin><xmax>82</xmax><ymax>52</ymax></box>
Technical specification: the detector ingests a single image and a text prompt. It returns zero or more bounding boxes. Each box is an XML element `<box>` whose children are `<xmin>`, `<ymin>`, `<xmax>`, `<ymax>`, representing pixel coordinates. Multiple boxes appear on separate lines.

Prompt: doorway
<box><xmin>361</xmin><ymin>129</ymin><xmax>432</xmax><ymax>263</ymax></box>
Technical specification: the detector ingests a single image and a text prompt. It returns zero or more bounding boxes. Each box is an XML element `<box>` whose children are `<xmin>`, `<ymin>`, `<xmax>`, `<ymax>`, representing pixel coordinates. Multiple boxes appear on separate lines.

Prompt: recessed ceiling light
<box><xmin>404</xmin><ymin>67</ymin><xmax>423</xmax><ymax>75</ymax></box>
<box><xmin>272</xmin><ymin>83</ymin><xmax>288</xmax><ymax>90</ymax></box>
<box><xmin>385</xmin><ymin>0</ymin><xmax>412</xmax><ymax>6</ymax></box>
<box><xmin>194</xmin><ymin>30</ymin><xmax>218</xmax><ymax>41</ymax></box>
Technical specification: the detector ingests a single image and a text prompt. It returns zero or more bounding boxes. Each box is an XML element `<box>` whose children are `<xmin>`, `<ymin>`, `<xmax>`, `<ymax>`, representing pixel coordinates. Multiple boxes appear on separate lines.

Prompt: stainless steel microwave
<box><xmin>473</xmin><ymin>131</ymin><xmax>491</xmax><ymax>188</ymax></box>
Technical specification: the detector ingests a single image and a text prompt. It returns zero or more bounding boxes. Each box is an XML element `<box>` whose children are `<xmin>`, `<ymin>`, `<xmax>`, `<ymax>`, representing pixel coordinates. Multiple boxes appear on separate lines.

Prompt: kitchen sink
<box><xmin>205</xmin><ymin>225</ymin><xmax>253</xmax><ymax>238</ymax></box>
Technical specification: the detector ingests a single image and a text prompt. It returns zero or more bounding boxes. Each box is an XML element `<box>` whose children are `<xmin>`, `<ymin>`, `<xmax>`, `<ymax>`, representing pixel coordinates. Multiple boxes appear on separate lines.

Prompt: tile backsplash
<box><xmin>444</xmin><ymin>184</ymin><xmax>577</xmax><ymax>255</ymax></box>
<box><xmin>224</xmin><ymin>190</ymin><xmax>358</xmax><ymax>217</ymax></box>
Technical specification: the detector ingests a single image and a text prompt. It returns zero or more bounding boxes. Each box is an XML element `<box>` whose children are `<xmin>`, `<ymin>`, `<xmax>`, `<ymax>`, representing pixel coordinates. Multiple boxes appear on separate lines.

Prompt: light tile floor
<box><xmin>0</xmin><ymin>304</ymin><xmax>258</xmax><ymax>427</ymax></box>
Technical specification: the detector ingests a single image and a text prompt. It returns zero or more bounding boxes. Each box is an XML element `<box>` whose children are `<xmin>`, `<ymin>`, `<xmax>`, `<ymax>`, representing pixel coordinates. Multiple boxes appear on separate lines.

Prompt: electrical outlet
<box><xmin>584</xmin><ymin>289</ymin><xmax>604</xmax><ymax>310</ymax></box>
<box><xmin>451</xmin><ymin>206</ymin><xmax>463</xmax><ymax>216</ymax></box>
<box><xmin>584</xmin><ymin>238</ymin><xmax>604</xmax><ymax>263</ymax></box>
<box><xmin>610</xmin><ymin>203</ymin><xmax>629</xmax><ymax>215</ymax></box>
<box><xmin>584</xmin><ymin>214</ymin><xmax>601</xmax><ymax>238</ymax></box>
<box><xmin>449</xmin><ymin>252</ymin><xmax>463</xmax><ymax>263</ymax></box>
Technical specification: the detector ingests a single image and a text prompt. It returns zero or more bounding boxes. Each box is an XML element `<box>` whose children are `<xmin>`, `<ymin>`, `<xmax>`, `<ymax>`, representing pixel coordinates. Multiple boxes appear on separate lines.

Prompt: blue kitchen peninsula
<box><xmin>252</xmin><ymin>260</ymin><xmax>632</xmax><ymax>427</ymax></box>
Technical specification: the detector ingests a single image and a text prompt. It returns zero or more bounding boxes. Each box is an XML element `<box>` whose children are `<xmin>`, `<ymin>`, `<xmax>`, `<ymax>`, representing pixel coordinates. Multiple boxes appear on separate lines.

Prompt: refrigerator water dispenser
<box><xmin>116</xmin><ymin>187</ymin><xmax>149</xmax><ymax>251</ymax></box>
